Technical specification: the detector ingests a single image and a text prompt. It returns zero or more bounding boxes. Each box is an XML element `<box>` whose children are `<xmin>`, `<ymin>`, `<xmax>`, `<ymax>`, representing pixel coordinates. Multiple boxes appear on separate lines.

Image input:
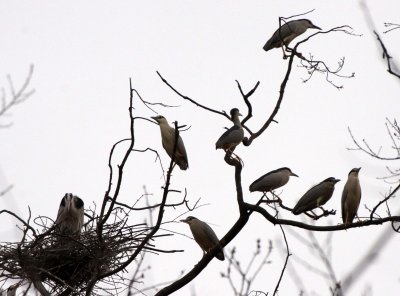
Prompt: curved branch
<box><xmin>156</xmin><ymin>71</ymin><xmax>230</xmax><ymax>119</ymax></box>
<box><xmin>243</xmin><ymin>49</ymin><xmax>296</xmax><ymax>146</ymax></box>
<box><xmin>247</xmin><ymin>203</ymin><xmax>400</xmax><ymax>232</ymax></box>
<box><xmin>0</xmin><ymin>209</ymin><xmax>37</xmax><ymax>237</ymax></box>
<box><xmin>370</xmin><ymin>183</ymin><xmax>400</xmax><ymax>219</ymax></box>
<box><xmin>273</xmin><ymin>225</ymin><xmax>290</xmax><ymax>295</ymax></box>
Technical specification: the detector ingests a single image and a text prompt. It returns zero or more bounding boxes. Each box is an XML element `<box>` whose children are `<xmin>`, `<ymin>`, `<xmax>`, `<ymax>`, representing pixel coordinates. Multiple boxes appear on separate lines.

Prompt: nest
<box><xmin>0</xmin><ymin>211</ymin><xmax>152</xmax><ymax>295</ymax></box>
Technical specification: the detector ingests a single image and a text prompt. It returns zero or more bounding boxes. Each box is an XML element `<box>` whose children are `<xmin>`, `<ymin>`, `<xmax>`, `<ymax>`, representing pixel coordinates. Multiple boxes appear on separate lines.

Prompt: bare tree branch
<box><xmin>0</xmin><ymin>65</ymin><xmax>35</xmax><ymax>127</ymax></box>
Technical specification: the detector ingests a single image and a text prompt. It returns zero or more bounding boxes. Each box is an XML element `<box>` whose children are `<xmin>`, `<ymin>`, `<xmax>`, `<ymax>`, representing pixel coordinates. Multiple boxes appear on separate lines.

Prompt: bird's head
<box><xmin>151</xmin><ymin>115</ymin><xmax>167</xmax><ymax>125</ymax></box>
<box><xmin>323</xmin><ymin>177</ymin><xmax>340</xmax><ymax>184</ymax></box>
<box><xmin>348</xmin><ymin>167</ymin><xmax>361</xmax><ymax>176</ymax></box>
<box><xmin>304</xmin><ymin>19</ymin><xmax>321</xmax><ymax>30</ymax></box>
<box><xmin>61</xmin><ymin>193</ymin><xmax>84</xmax><ymax>214</ymax></box>
<box><xmin>230</xmin><ymin>108</ymin><xmax>242</xmax><ymax>118</ymax></box>
<box><xmin>180</xmin><ymin>216</ymin><xmax>198</xmax><ymax>225</ymax></box>
<box><xmin>280</xmin><ymin>167</ymin><xmax>299</xmax><ymax>177</ymax></box>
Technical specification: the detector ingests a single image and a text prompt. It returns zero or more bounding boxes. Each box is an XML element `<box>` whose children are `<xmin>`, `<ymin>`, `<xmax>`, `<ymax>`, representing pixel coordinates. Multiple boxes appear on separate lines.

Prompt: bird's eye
<box><xmin>75</xmin><ymin>197</ymin><xmax>84</xmax><ymax>208</ymax></box>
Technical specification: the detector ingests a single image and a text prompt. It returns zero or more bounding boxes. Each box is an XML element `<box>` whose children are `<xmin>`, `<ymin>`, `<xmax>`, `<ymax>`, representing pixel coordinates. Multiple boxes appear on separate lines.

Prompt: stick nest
<box><xmin>0</xmin><ymin>214</ymin><xmax>150</xmax><ymax>295</ymax></box>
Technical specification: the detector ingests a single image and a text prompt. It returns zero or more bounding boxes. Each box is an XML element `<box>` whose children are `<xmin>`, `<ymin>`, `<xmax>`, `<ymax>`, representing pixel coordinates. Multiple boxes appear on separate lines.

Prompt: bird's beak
<box><xmin>66</xmin><ymin>199</ymin><xmax>71</xmax><ymax>213</ymax></box>
<box><xmin>356</xmin><ymin>167</ymin><xmax>362</xmax><ymax>172</ymax></box>
<box><xmin>313</xmin><ymin>24</ymin><xmax>321</xmax><ymax>30</ymax></box>
<box><xmin>151</xmin><ymin>116</ymin><xmax>159</xmax><ymax>123</ymax></box>
<box><xmin>238</xmin><ymin>112</ymin><xmax>243</xmax><ymax>117</ymax></box>
<box><xmin>291</xmin><ymin>172</ymin><xmax>299</xmax><ymax>177</ymax></box>
<box><xmin>180</xmin><ymin>219</ymin><xmax>189</xmax><ymax>223</ymax></box>
<box><xmin>334</xmin><ymin>178</ymin><xmax>341</xmax><ymax>183</ymax></box>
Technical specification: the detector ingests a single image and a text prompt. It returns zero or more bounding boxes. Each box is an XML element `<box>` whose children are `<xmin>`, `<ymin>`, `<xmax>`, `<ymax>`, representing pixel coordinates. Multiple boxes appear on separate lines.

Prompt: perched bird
<box><xmin>263</xmin><ymin>19</ymin><xmax>321</xmax><ymax>58</ymax></box>
<box><xmin>249</xmin><ymin>167</ymin><xmax>298</xmax><ymax>193</ymax></box>
<box><xmin>181</xmin><ymin>216</ymin><xmax>225</xmax><ymax>261</ymax></box>
<box><xmin>55</xmin><ymin>193</ymin><xmax>84</xmax><ymax>235</ymax></box>
<box><xmin>215</xmin><ymin>108</ymin><xmax>244</xmax><ymax>154</ymax></box>
<box><xmin>292</xmin><ymin>177</ymin><xmax>340</xmax><ymax>215</ymax></box>
<box><xmin>152</xmin><ymin>115</ymin><xmax>189</xmax><ymax>170</ymax></box>
<box><xmin>342</xmin><ymin>168</ymin><xmax>362</xmax><ymax>225</ymax></box>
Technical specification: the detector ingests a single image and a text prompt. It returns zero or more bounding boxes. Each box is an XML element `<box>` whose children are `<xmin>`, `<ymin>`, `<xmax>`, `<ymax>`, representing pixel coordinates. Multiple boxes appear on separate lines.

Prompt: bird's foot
<box><xmin>321</xmin><ymin>207</ymin><xmax>336</xmax><ymax>217</ymax></box>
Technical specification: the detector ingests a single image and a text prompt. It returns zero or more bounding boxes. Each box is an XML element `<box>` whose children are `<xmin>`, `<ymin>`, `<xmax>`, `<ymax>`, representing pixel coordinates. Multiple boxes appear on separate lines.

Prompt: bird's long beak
<box><xmin>180</xmin><ymin>218</ymin><xmax>189</xmax><ymax>223</ymax></box>
<box><xmin>356</xmin><ymin>167</ymin><xmax>362</xmax><ymax>172</ymax></box>
<box><xmin>313</xmin><ymin>25</ymin><xmax>322</xmax><ymax>30</ymax></box>
<box><xmin>66</xmin><ymin>198</ymin><xmax>72</xmax><ymax>213</ymax></box>
<box><xmin>238</xmin><ymin>112</ymin><xmax>243</xmax><ymax>117</ymax></box>
<box><xmin>151</xmin><ymin>116</ymin><xmax>159</xmax><ymax>124</ymax></box>
<box><xmin>334</xmin><ymin>178</ymin><xmax>341</xmax><ymax>183</ymax></box>
<box><xmin>291</xmin><ymin>172</ymin><xmax>299</xmax><ymax>177</ymax></box>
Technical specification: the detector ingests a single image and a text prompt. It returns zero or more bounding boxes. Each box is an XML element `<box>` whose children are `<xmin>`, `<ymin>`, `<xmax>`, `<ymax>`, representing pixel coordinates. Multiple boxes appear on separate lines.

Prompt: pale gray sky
<box><xmin>1</xmin><ymin>1</ymin><xmax>399</xmax><ymax>295</ymax></box>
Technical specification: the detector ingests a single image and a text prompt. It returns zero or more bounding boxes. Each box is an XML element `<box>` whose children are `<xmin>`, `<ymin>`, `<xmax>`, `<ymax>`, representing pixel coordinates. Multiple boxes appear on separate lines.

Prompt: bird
<box><xmin>249</xmin><ymin>167</ymin><xmax>298</xmax><ymax>193</ymax></box>
<box><xmin>292</xmin><ymin>177</ymin><xmax>340</xmax><ymax>215</ymax></box>
<box><xmin>263</xmin><ymin>19</ymin><xmax>321</xmax><ymax>58</ymax></box>
<box><xmin>342</xmin><ymin>167</ymin><xmax>362</xmax><ymax>225</ymax></box>
<box><xmin>152</xmin><ymin>115</ymin><xmax>189</xmax><ymax>170</ymax></box>
<box><xmin>215</xmin><ymin>108</ymin><xmax>244</xmax><ymax>154</ymax></box>
<box><xmin>55</xmin><ymin>193</ymin><xmax>84</xmax><ymax>235</ymax></box>
<box><xmin>181</xmin><ymin>216</ymin><xmax>225</xmax><ymax>261</ymax></box>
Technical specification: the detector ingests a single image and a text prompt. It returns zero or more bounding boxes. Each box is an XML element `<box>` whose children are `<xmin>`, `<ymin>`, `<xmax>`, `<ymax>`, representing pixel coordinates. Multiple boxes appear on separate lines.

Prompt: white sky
<box><xmin>1</xmin><ymin>1</ymin><xmax>399</xmax><ymax>295</ymax></box>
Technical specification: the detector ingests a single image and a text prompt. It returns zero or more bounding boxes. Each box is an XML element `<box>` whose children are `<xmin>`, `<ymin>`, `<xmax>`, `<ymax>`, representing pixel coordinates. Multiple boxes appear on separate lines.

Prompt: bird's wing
<box><xmin>216</xmin><ymin>126</ymin><xmax>243</xmax><ymax>147</ymax></box>
<box><xmin>250</xmin><ymin>173</ymin><xmax>281</xmax><ymax>192</ymax></box>
<box><xmin>263</xmin><ymin>22</ymin><xmax>295</xmax><ymax>50</ymax></box>
<box><xmin>341</xmin><ymin>181</ymin><xmax>349</xmax><ymax>219</ymax></box>
<box><xmin>201</xmin><ymin>222</ymin><xmax>220</xmax><ymax>246</ymax></box>
<box><xmin>293</xmin><ymin>185</ymin><xmax>325</xmax><ymax>213</ymax></box>
<box><xmin>55</xmin><ymin>203</ymin><xmax>65</xmax><ymax>224</ymax></box>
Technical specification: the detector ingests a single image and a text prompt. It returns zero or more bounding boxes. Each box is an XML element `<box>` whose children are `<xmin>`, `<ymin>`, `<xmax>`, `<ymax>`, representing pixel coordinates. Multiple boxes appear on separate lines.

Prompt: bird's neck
<box><xmin>232</xmin><ymin>115</ymin><xmax>241</xmax><ymax>126</ymax></box>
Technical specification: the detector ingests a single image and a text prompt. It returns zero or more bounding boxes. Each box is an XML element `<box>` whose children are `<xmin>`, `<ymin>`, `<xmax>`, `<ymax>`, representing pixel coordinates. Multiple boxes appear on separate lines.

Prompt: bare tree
<box><xmin>0</xmin><ymin>12</ymin><xmax>399</xmax><ymax>296</ymax></box>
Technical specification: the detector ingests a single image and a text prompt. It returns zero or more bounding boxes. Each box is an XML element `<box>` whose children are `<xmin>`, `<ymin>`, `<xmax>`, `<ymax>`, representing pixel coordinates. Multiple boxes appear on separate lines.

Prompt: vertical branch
<box><xmin>156</xmin><ymin>155</ymin><xmax>250</xmax><ymax>295</ymax></box>
<box><xmin>97</xmin><ymin>79</ymin><xmax>136</xmax><ymax>241</ymax></box>
<box><xmin>273</xmin><ymin>225</ymin><xmax>290</xmax><ymax>295</ymax></box>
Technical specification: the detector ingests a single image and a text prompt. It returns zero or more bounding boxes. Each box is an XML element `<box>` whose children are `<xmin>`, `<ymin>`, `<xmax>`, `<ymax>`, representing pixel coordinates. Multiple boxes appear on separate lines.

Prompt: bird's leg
<box><xmin>281</xmin><ymin>46</ymin><xmax>289</xmax><ymax>59</ymax></box>
<box><xmin>262</xmin><ymin>192</ymin><xmax>270</xmax><ymax>201</ymax></box>
<box><xmin>271</xmin><ymin>192</ymin><xmax>282</xmax><ymax>203</ymax></box>
<box><xmin>309</xmin><ymin>210</ymin><xmax>319</xmax><ymax>220</ymax></box>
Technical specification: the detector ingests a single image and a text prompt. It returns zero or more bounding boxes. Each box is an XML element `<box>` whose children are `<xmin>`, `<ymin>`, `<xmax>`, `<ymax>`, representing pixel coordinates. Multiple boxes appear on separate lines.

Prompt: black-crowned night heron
<box><xmin>55</xmin><ymin>193</ymin><xmax>84</xmax><ymax>235</ymax></box>
<box><xmin>215</xmin><ymin>108</ymin><xmax>244</xmax><ymax>154</ymax></box>
<box><xmin>181</xmin><ymin>216</ymin><xmax>225</xmax><ymax>261</ymax></box>
<box><xmin>249</xmin><ymin>167</ymin><xmax>298</xmax><ymax>193</ymax></box>
<box><xmin>152</xmin><ymin>115</ymin><xmax>189</xmax><ymax>170</ymax></box>
<box><xmin>263</xmin><ymin>19</ymin><xmax>321</xmax><ymax>58</ymax></box>
<box><xmin>292</xmin><ymin>177</ymin><xmax>340</xmax><ymax>215</ymax></box>
<box><xmin>342</xmin><ymin>168</ymin><xmax>362</xmax><ymax>225</ymax></box>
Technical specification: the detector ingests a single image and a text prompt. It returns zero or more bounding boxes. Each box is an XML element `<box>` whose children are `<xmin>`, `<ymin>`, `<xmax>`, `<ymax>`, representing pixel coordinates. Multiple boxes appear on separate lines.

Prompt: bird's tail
<box><xmin>216</xmin><ymin>249</ymin><xmax>225</xmax><ymax>261</ymax></box>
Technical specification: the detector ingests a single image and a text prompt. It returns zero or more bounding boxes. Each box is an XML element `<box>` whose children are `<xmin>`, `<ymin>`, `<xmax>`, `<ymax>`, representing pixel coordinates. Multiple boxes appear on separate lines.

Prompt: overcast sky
<box><xmin>1</xmin><ymin>1</ymin><xmax>399</xmax><ymax>295</ymax></box>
